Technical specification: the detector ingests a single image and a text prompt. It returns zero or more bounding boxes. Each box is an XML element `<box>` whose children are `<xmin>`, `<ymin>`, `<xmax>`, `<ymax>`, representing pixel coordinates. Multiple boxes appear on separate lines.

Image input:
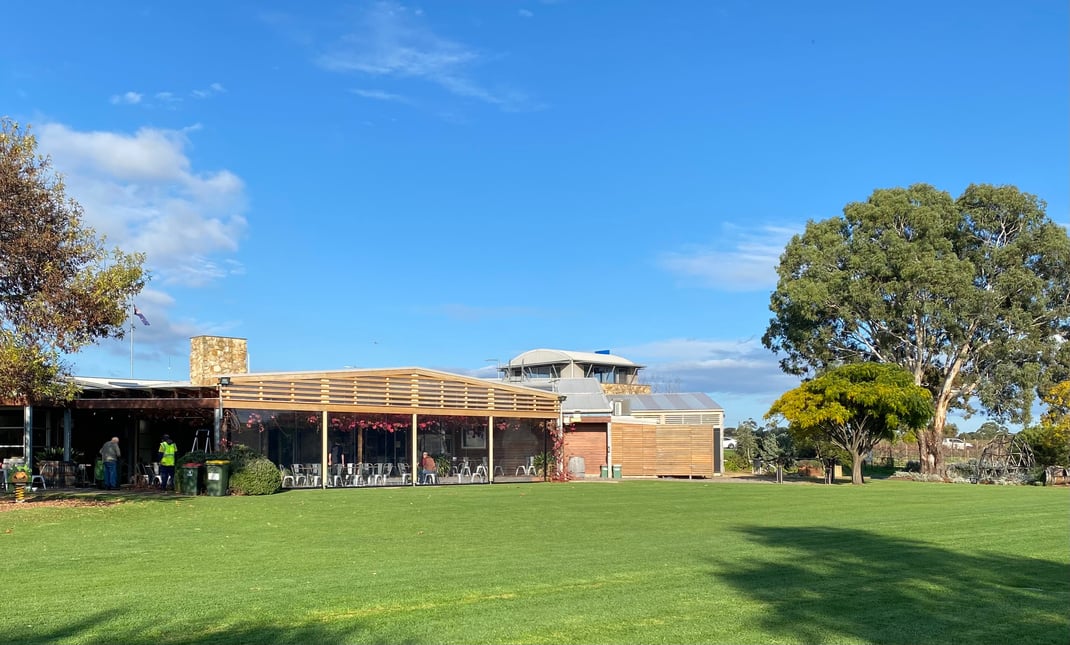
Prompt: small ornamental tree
<box><xmin>755</xmin><ymin>427</ymin><xmax>796</xmax><ymax>483</ymax></box>
<box><xmin>767</xmin><ymin>363</ymin><xmax>933</xmax><ymax>484</ymax></box>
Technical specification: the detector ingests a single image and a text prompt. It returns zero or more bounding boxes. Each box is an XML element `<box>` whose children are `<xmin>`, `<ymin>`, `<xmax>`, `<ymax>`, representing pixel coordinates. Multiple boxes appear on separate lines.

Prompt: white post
<box><xmin>487</xmin><ymin>415</ymin><xmax>495</xmax><ymax>483</ymax></box>
<box><xmin>321</xmin><ymin>411</ymin><xmax>328</xmax><ymax>489</ymax></box>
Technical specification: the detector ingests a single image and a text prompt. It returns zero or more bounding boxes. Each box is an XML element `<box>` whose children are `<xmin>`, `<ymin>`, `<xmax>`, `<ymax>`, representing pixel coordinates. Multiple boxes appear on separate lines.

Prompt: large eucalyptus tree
<box><xmin>763</xmin><ymin>183</ymin><xmax>1070</xmax><ymax>474</ymax></box>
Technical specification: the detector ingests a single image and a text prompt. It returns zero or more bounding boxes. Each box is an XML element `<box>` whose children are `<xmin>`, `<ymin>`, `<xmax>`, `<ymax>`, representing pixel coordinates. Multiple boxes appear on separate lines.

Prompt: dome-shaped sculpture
<box><xmin>974</xmin><ymin>433</ymin><xmax>1035</xmax><ymax>483</ymax></box>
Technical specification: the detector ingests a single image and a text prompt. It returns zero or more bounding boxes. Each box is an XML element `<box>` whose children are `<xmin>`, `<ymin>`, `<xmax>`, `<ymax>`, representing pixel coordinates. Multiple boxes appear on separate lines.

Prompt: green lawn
<box><xmin>2</xmin><ymin>480</ymin><xmax>1067</xmax><ymax>645</ymax></box>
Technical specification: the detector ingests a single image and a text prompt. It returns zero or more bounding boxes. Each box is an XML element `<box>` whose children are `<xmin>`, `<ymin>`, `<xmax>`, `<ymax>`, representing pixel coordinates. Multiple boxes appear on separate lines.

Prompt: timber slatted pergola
<box><xmin>219</xmin><ymin>367</ymin><xmax>562</xmax><ymax>486</ymax></box>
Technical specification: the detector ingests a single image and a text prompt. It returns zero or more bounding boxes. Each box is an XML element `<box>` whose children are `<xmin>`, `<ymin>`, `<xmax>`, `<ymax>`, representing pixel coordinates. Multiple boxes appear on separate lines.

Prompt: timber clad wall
<box><xmin>562</xmin><ymin>425</ymin><xmax>608</xmax><ymax>475</ymax></box>
<box><xmin>616</xmin><ymin>422</ymin><xmax>658</xmax><ymax>477</ymax></box>
<box><xmin>616</xmin><ymin>422</ymin><xmax>714</xmax><ymax>478</ymax></box>
<box><xmin>561</xmin><ymin>422</ymin><xmax>716</xmax><ymax>478</ymax></box>
<box><xmin>190</xmin><ymin>336</ymin><xmax>248</xmax><ymax>386</ymax></box>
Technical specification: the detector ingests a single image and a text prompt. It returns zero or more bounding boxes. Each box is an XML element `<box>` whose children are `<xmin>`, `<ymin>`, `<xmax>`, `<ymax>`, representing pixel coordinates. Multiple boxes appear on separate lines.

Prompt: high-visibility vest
<box><xmin>159</xmin><ymin>441</ymin><xmax>176</xmax><ymax>466</ymax></box>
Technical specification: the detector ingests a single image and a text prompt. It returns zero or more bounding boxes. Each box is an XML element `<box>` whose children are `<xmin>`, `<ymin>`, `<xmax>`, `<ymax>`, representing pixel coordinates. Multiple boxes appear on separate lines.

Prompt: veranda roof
<box><xmin>218</xmin><ymin>367</ymin><xmax>561</xmax><ymax>419</ymax></box>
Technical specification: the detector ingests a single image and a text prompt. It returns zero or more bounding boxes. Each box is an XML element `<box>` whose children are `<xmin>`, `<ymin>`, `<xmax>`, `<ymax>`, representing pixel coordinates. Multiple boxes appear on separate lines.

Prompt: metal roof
<box><xmin>518</xmin><ymin>378</ymin><xmax>613</xmax><ymax>414</ymax></box>
<box><xmin>506</xmin><ymin>349</ymin><xmax>643</xmax><ymax>369</ymax></box>
<box><xmin>617</xmin><ymin>392</ymin><xmax>724</xmax><ymax>412</ymax></box>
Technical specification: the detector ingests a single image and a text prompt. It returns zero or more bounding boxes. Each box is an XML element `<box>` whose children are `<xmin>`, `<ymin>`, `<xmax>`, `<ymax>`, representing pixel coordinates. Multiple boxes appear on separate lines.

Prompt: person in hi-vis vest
<box><xmin>157</xmin><ymin>434</ymin><xmax>177</xmax><ymax>490</ymax></box>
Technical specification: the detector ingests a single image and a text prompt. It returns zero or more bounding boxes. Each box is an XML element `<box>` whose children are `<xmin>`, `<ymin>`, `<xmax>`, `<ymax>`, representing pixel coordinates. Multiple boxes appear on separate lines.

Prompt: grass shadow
<box><xmin>708</xmin><ymin>525</ymin><xmax>1070</xmax><ymax>645</ymax></box>
<box><xmin>13</xmin><ymin>606</ymin><xmax>424</xmax><ymax>645</ymax></box>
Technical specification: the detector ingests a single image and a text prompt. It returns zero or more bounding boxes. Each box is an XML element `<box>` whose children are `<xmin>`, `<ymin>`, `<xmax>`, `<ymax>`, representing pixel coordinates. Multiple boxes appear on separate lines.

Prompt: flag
<box><xmin>134</xmin><ymin>306</ymin><xmax>150</xmax><ymax>326</ymax></box>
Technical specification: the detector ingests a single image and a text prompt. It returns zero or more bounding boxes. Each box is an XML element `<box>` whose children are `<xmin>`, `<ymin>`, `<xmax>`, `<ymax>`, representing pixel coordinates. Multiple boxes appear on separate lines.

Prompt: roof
<box><xmin>506</xmin><ymin>349</ymin><xmax>643</xmax><ymax>369</ymax></box>
<box><xmin>71</xmin><ymin>377</ymin><xmax>191</xmax><ymax>390</ymax></box>
<box><xmin>66</xmin><ymin>368</ymin><xmax>561</xmax><ymax>419</ymax></box>
<box><xmin>617</xmin><ymin>392</ymin><xmax>723</xmax><ymax>412</ymax></box>
<box><xmin>518</xmin><ymin>378</ymin><xmax>613</xmax><ymax>414</ymax></box>
<box><xmin>218</xmin><ymin>366</ymin><xmax>561</xmax><ymax>418</ymax></box>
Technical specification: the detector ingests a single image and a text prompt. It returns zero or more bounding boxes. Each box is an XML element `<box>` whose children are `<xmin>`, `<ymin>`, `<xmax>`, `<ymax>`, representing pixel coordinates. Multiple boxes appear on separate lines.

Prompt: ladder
<box><xmin>191</xmin><ymin>428</ymin><xmax>213</xmax><ymax>453</ymax></box>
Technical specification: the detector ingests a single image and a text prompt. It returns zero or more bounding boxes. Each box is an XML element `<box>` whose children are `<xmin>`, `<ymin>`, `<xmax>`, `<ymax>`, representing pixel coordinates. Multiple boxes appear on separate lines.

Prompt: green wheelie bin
<box><xmin>205</xmin><ymin>460</ymin><xmax>230</xmax><ymax>496</ymax></box>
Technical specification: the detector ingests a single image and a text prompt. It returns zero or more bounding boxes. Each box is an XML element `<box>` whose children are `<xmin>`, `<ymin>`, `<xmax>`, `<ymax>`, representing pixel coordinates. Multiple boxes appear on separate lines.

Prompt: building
<box><xmin>2</xmin><ymin>336</ymin><xmax>560</xmax><ymax>487</ymax></box>
<box><xmin>497</xmin><ymin>349</ymin><xmax>725</xmax><ymax>477</ymax></box>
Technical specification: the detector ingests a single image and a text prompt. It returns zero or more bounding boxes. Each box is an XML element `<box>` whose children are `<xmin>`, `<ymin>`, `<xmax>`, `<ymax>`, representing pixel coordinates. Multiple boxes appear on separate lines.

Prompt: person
<box><xmin>157</xmin><ymin>434</ymin><xmax>177</xmax><ymax>490</ymax></box>
<box><xmin>330</xmin><ymin>442</ymin><xmax>343</xmax><ymax>466</ymax></box>
<box><xmin>419</xmin><ymin>451</ymin><xmax>437</xmax><ymax>484</ymax></box>
<box><xmin>99</xmin><ymin>436</ymin><xmax>121</xmax><ymax>490</ymax></box>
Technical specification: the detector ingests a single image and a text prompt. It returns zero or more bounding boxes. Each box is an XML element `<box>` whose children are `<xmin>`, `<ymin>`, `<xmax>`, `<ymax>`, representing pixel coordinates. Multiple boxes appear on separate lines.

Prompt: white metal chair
<box><xmin>280</xmin><ymin>467</ymin><xmax>295</xmax><ymax>488</ymax></box>
<box><xmin>291</xmin><ymin>464</ymin><xmax>307</xmax><ymax>487</ymax></box>
<box><xmin>371</xmin><ymin>462</ymin><xmax>391</xmax><ymax>486</ymax></box>
<box><xmin>456</xmin><ymin>459</ymin><xmax>471</xmax><ymax>483</ymax></box>
<box><xmin>31</xmin><ymin>474</ymin><xmax>47</xmax><ymax>490</ymax></box>
<box><xmin>306</xmin><ymin>464</ymin><xmax>322</xmax><ymax>487</ymax></box>
<box><xmin>346</xmin><ymin>463</ymin><xmax>364</xmax><ymax>487</ymax></box>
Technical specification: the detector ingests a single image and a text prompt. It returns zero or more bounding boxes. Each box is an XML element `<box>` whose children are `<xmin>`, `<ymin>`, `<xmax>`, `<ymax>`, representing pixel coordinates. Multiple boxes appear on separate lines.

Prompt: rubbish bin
<box><xmin>600</xmin><ymin>465</ymin><xmax>609</xmax><ymax>479</ymax></box>
<box><xmin>612</xmin><ymin>464</ymin><xmax>622</xmax><ymax>479</ymax></box>
<box><xmin>178</xmin><ymin>464</ymin><xmax>202</xmax><ymax>495</ymax></box>
<box><xmin>94</xmin><ymin>458</ymin><xmax>104</xmax><ymax>488</ymax></box>
<box><xmin>205</xmin><ymin>460</ymin><xmax>230</xmax><ymax>496</ymax></box>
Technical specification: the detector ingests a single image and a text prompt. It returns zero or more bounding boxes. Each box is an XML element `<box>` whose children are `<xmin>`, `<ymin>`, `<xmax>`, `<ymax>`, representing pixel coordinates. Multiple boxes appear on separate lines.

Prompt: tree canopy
<box><xmin>763</xmin><ymin>183</ymin><xmax>1070</xmax><ymax>474</ymax></box>
<box><xmin>767</xmin><ymin>363</ymin><xmax>933</xmax><ymax>484</ymax></box>
<box><xmin>1</xmin><ymin>118</ymin><xmax>146</xmax><ymax>403</ymax></box>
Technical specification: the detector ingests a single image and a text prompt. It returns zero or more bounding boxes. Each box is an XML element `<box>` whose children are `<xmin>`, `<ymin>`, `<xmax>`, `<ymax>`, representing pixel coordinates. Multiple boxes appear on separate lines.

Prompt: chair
<box><xmin>31</xmin><ymin>474</ymin><xmax>47</xmax><ymax>490</ymax></box>
<box><xmin>132</xmin><ymin>465</ymin><xmax>150</xmax><ymax>487</ymax></box>
<box><xmin>456</xmin><ymin>459</ymin><xmax>472</xmax><ymax>483</ymax></box>
<box><xmin>371</xmin><ymin>462</ymin><xmax>391</xmax><ymax>486</ymax></box>
<box><xmin>396</xmin><ymin>462</ymin><xmax>411</xmax><ymax>485</ymax></box>
<box><xmin>328</xmin><ymin>464</ymin><xmax>345</xmax><ymax>488</ymax></box>
<box><xmin>280</xmin><ymin>467</ymin><xmax>295</xmax><ymax>488</ymax></box>
<box><xmin>291</xmin><ymin>464</ymin><xmax>307</xmax><ymax>487</ymax></box>
<box><xmin>306</xmin><ymin>464</ymin><xmax>322</xmax><ymax>487</ymax></box>
<box><xmin>146</xmin><ymin>463</ymin><xmax>163</xmax><ymax>487</ymax></box>
<box><xmin>346</xmin><ymin>463</ymin><xmax>364</xmax><ymax>487</ymax></box>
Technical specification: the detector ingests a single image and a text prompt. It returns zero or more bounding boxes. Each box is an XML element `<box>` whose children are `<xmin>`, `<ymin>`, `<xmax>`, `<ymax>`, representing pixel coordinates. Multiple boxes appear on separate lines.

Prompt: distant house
<box><xmin>498</xmin><ymin>349</ymin><xmax>725</xmax><ymax>477</ymax></box>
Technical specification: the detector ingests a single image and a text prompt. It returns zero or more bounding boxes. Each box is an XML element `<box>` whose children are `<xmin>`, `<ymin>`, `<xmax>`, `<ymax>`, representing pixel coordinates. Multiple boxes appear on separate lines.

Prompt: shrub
<box><xmin>947</xmin><ymin>460</ymin><xmax>977</xmax><ymax>479</ymax></box>
<box><xmin>176</xmin><ymin>450</ymin><xmax>209</xmax><ymax>466</ymax></box>
<box><xmin>229</xmin><ymin>458</ymin><xmax>281</xmax><ymax>495</ymax></box>
<box><xmin>723</xmin><ymin>450</ymin><xmax>750</xmax><ymax>472</ymax></box>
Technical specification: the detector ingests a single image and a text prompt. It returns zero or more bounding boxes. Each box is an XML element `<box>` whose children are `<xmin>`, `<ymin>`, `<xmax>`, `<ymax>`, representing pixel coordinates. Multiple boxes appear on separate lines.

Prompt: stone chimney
<box><xmin>189</xmin><ymin>336</ymin><xmax>248</xmax><ymax>386</ymax></box>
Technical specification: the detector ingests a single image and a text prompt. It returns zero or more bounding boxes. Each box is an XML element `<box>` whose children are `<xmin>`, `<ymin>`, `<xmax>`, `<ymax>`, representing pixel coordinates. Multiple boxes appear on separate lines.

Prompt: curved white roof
<box><xmin>506</xmin><ymin>349</ymin><xmax>642</xmax><ymax>368</ymax></box>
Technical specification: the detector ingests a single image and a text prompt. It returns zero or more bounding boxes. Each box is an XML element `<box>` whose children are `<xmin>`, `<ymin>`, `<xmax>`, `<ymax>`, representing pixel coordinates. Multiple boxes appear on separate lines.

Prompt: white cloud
<box><xmin>152</xmin><ymin>91</ymin><xmax>182</xmax><ymax>108</ymax></box>
<box><xmin>192</xmin><ymin>83</ymin><xmax>227</xmax><ymax>98</ymax></box>
<box><xmin>37</xmin><ymin>122</ymin><xmax>248</xmax><ymax>289</ymax></box>
<box><xmin>620</xmin><ymin>337</ymin><xmax>796</xmax><ymax>393</ymax></box>
<box><xmin>659</xmin><ymin>223</ymin><xmax>798</xmax><ymax>292</ymax></box>
<box><xmin>518</xmin><ymin>9</ymin><xmax>534</xmax><ymax>18</ymax></box>
<box><xmin>617</xmin><ymin>337</ymin><xmax>802</xmax><ymax>427</ymax></box>
<box><xmin>110</xmin><ymin>91</ymin><xmax>143</xmax><ymax>105</ymax></box>
<box><xmin>350</xmin><ymin>88</ymin><xmax>410</xmax><ymax>102</ymax></box>
<box><xmin>317</xmin><ymin>1</ymin><xmax>533</xmax><ymax>110</ymax></box>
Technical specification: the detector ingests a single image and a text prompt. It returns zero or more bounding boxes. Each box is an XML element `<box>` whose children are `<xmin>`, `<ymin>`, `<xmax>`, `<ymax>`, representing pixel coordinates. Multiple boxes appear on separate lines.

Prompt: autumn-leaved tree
<box><xmin>1021</xmin><ymin>381</ymin><xmax>1070</xmax><ymax>467</ymax></box>
<box><xmin>767</xmin><ymin>363</ymin><xmax>933</xmax><ymax>484</ymax></box>
<box><xmin>763</xmin><ymin>183</ymin><xmax>1070</xmax><ymax>475</ymax></box>
<box><xmin>0</xmin><ymin>118</ymin><xmax>146</xmax><ymax>404</ymax></box>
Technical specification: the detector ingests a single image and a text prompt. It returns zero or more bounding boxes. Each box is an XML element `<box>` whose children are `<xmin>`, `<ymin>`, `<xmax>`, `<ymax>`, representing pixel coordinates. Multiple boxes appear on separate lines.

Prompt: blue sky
<box><xmin>3</xmin><ymin>1</ymin><xmax>1067</xmax><ymax>430</ymax></box>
